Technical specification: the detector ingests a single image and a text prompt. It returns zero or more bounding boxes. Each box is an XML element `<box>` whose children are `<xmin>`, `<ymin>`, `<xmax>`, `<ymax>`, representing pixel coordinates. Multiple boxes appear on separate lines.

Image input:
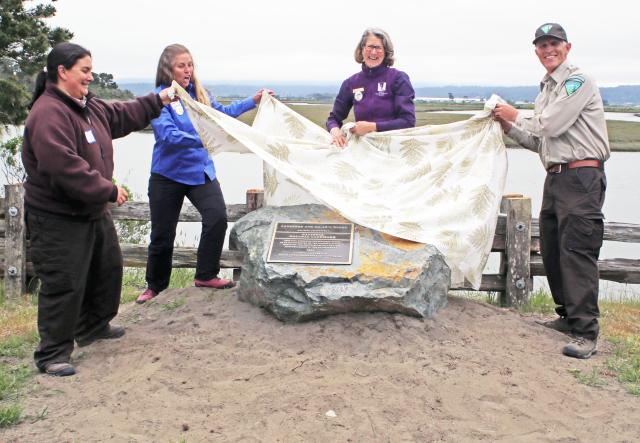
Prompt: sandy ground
<box><xmin>2</xmin><ymin>288</ymin><xmax>639</xmax><ymax>443</ymax></box>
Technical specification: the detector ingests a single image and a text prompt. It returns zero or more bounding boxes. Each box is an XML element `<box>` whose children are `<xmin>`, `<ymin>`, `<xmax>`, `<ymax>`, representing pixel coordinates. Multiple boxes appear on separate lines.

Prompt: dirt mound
<box><xmin>3</xmin><ymin>288</ymin><xmax>639</xmax><ymax>442</ymax></box>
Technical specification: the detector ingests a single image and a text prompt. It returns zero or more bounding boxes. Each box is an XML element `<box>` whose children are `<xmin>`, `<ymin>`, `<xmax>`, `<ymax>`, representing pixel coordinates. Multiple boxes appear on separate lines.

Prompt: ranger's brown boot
<box><xmin>562</xmin><ymin>336</ymin><xmax>597</xmax><ymax>359</ymax></box>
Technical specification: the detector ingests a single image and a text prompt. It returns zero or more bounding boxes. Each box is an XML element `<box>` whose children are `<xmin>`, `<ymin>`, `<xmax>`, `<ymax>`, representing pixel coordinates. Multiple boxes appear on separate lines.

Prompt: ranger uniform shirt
<box><xmin>507</xmin><ymin>60</ymin><xmax>610</xmax><ymax>169</ymax></box>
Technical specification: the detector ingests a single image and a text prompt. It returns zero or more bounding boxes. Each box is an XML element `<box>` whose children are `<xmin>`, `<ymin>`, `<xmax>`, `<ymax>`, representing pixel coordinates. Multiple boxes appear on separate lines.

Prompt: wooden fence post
<box><xmin>232</xmin><ymin>189</ymin><xmax>265</xmax><ymax>281</ymax></box>
<box><xmin>498</xmin><ymin>194</ymin><xmax>523</xmax><ymax>304</ymax></box>
<box><xmin>246</xmin><ymin>188</ymin><xmax>264</xmax><ymax>212</ymax></box>
<box><xmin>503</xmin><ymin>197</ymin><xmax>532</xmax><ymax>306</ymax></box>
<box><xmin>3</xmin><ymin>184</ymin><xmax>26</xmax><ymax>299</ymax></box>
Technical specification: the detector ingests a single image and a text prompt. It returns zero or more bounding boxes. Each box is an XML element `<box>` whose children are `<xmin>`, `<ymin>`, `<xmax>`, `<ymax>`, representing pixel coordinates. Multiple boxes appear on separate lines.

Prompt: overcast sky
<box><xmin>46</xmin><ymin>0</ymin><xmax>639</xmax><ymax>87</ymax></box>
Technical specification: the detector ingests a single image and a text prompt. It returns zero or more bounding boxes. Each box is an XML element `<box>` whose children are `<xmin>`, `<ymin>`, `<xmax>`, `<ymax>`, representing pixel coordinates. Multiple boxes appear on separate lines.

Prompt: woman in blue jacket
<box><xmin>137</xmin><ymin>44</ymin><xmax>271</xmax><ymax>303</ymax></box>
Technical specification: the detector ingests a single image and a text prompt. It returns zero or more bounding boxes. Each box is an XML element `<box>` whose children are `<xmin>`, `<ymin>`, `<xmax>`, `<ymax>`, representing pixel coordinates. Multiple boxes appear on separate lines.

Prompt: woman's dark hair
<box><xmin>28</xmin><ymin>42</ymin><xmax>92</xmax><ymax>109</ymax></box>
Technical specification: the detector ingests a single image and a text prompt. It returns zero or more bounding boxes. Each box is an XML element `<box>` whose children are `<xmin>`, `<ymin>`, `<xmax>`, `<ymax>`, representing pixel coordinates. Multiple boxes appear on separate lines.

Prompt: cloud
<box><xmin>47</xmin><ymin>0</ymin><xmax>640</xmax><ymax>86</ymax></box>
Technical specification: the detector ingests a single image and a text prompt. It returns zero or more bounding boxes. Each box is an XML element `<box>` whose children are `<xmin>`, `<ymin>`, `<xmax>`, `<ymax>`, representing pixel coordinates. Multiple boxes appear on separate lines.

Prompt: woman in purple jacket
<box><xmin>327</xmin><ymin>28</ymin><xmax>416</xmax><ymax>147</ymax></box>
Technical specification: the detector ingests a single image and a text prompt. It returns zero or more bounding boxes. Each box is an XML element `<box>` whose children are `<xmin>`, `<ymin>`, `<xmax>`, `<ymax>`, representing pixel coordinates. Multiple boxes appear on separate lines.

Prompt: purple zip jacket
<box><xmin>326</xmin><ymin>64</ymin><xmax>415</xmax><ymax>133</ymax></box>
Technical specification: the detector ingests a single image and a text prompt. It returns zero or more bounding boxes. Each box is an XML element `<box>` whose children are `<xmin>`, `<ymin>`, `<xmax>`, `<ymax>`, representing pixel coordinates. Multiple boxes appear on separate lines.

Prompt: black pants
<box><xmin>539</xmin><ymin>166</ymin><xmax>606</xmax><ymax>340</ymax></box>
<box><xmin>145</xmin><ymin>173</ymin><xmax>228</xmax><ymax>292</ymax></box>
<box><xmin>27</xmin><ymin>211</ymin><xmax>122</xmax><ymax>370</ymax></box>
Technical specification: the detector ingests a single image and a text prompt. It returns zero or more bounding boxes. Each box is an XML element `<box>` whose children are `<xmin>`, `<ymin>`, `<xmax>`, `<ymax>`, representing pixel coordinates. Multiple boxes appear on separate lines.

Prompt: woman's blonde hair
<box><xmin>155</xmin><ymin>44</ymin><xmax>210</xmax><ymax>106</ymax></box>
<box><xmin>354</xmin><ymin>28</ymin><xmax>395</xmax><ymax>67</ymax></box>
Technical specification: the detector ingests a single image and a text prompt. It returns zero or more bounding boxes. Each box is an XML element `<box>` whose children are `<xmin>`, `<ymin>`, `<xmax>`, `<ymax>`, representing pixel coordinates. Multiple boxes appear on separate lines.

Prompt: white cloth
<box><xmin>174</xmin><ymin>81</ymin><xmax>508</xmax><ymax>289</ymax></box>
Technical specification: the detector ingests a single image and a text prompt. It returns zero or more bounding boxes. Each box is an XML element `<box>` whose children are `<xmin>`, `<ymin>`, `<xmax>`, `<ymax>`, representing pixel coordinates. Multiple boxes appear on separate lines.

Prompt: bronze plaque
<box><xmin>267</xmin><ymin>222</ymin><xmax>354</xmax><ymax>264</ymax></box>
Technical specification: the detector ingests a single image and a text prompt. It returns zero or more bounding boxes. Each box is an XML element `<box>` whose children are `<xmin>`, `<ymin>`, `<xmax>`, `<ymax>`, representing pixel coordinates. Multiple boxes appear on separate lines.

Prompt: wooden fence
<box><xmin>2</xmin><ymin>184</ymin><xmax>639</xmax><ymax>306</ymax></box>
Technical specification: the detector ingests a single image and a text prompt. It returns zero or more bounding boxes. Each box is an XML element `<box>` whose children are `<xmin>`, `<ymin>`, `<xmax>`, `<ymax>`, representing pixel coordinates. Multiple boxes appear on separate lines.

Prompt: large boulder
<box><xmin>229</xmin><ymin>204</ymin><xmax>450</xmax><ymax>322</ymax></box>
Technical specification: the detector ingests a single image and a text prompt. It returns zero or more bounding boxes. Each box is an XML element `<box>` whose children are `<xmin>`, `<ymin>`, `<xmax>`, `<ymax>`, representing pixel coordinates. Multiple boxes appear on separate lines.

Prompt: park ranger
<box><xmin>492</xmin><ymin>23</ymin><xmax>610</xmax><ymax>359</ymax></box>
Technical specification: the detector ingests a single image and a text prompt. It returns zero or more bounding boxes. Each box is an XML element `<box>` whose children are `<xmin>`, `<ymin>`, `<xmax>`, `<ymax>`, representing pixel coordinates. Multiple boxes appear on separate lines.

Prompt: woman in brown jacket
<box><xmin>22</xmin><ymin>42</ymin><xmax>174</xmax><ymax>376</ymax></box>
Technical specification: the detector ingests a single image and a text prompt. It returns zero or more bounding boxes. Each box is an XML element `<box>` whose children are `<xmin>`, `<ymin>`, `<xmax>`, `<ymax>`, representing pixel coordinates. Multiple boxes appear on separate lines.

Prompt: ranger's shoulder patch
<box><xmin>564</xmin><ymin>75</ymin><xmax>585</xmax><ymax>96</ymax></box>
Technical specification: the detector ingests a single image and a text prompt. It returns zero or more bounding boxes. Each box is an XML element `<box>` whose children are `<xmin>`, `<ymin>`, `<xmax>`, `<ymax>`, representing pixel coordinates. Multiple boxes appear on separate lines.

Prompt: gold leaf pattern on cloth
<box><xmin>370</xmin><ymin>136</ymin><xmax>392</xmax><ymax>153</ymax></box>
<box><xmin>359</xmin><ymin>214</ymin><xmax>393</xmax><ymax>227</ymax></box>
<box><xmin>172</xmin><ymin>81</ymin><xmax>508</xmax><ymax>289</ymax></box>
<box><xmin>285</xmin><ymin>113</ymin><xmax>306</xmax><ymax>139</ymax></box>
<box><xmin>435</xmin><ymin>138</ymin><xmax>451</xmax><ymax>152</ymax></box>
<box><xmin>430</xmin><ymin>161</ymin><xmax>453</xmax><ymax>187</ymax></box>
<box><xmin>296</xmin><ymin>171</ymin><xmax>313</xmax><ymax>181</ymax></box>
<box><xmin>333</xmin><ymin>161</ymin><xmax>362</xmax><ymax>181</ymax></box>
<box><xmin>198</xmin><ymin>128</ymin><xmax>222</xmax><ymax>153</ymax></box>
<box><xmin>469</xmin><ymin>224</ymin><xmax>492</xmax><ymax>251</ymax></box>
<box><xmin>398</xmin><ymin>222</ymin><xmax>422</xmax><ymax>238</ymax></box>
<box><xmin>439</xmin><ymin>230</ymin><xmax>463</xmax><ymax>251</ymax></box>
<box><xmin>399</xmin><ymin>163</ymin><xmax>432</xmax><ymax>184</ymax></box>
<box><xmin>400</xmin><ymin>138</ymin><xmax>428</xmax><ymax>163</ymax></box>
<box><xmin>283</xmin><ymin>194</ymin><xmax>307</xmax><ymax>205</ymax></box>
<box><xmin>470</xmin><ymin>184</ymin><xmax>495</xmax><ymax>217</ymax></box>
<box><xmin>323</xmin><ymin>182</ymin><xmax>359</xmax><ymax>201</ymax></box>
<box><xmin>425</xmin><ymin>124</ymin><xmax>448</xmax><ymax>135</ymax></box>
<box><xmin>266</xmin><ymin>142</ymin><xmax>290</xmax><ymax>162</ymax></box>
<box><xmin>263</xmin><ymin>167</ymin><xmax>279</xmax><ymax>197</ymax></box>
<box><xmin>366</xmin><ymin>178</ymin><xmax>385</xmax><ymax>191</ymax></box>
<box><xmin>456</xmin><ymin>156</ymin><xmax>475</xmax><ymax>176</ymax></box>
<box><xmin>465</xmin><ymin>118</ymin><xmax>487</xmax><ymax>133</ymax></box>
<box><xmin>482</xmin><ymin>129</ymin><xmax>503</xmax><ymax>153</ymax></box>
<box><xmin>426</xmin><ymin>185</ymin><xmax>464</xmax><ymax>207</ymax></box>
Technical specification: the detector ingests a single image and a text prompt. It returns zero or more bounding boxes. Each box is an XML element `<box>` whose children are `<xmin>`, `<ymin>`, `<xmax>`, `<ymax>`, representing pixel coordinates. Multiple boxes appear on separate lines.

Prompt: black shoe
<box><xmin>535</xmin><ymin>317</ymin><xmax>572</xmax><ymax>333</ymax></box>
<box><xmin>562</xmin><ymin>336</ymin><xmax>597</xmax><ymax>359</ymax></box>
<box><xmin>76</xmin><ymin>324</ymin><xmax>125</xmax><ymax>347</ymax></box>
<box><xmin>42</xmin><ymin>362</ymin><xmax>76</xmax><ymax>377</ymax></box>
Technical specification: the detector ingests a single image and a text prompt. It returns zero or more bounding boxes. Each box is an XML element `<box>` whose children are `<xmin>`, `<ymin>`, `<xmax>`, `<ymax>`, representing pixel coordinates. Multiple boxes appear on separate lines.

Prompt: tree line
<box><xmin>0</xmin><ymin>0</ymin><xmax>132</xmax><ymax>129</ymax></box>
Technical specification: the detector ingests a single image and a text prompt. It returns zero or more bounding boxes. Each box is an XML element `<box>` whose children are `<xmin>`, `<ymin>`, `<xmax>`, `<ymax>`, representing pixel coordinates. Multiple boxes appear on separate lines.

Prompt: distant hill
<box><xmin>119</xmin><ymin>82</ymin><xmax>640</xmax><ymax>105</ymax></box>
<box><xmin>414</xmin><ymin>85</ymin><xmax>640</xmax><ymax>106</ymax></box>
<box><xmin>120</xmin><ymin>83</ymin><xmax>338</xmax><ymax>99</ymax></box>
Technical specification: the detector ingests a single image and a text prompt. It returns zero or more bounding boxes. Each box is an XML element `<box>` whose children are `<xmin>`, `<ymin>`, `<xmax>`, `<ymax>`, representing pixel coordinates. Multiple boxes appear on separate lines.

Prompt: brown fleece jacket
<box><xmin>22</xmin><ymin>83</ymin><xmax>162</xmax><ymax>219</ymax></box>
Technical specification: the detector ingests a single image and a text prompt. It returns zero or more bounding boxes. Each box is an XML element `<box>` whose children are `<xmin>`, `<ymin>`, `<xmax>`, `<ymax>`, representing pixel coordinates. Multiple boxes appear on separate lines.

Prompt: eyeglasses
<box><xmin>364</xmin><ymin>44</ymin><xmax>384</xmax><ymax>53</ymax></box>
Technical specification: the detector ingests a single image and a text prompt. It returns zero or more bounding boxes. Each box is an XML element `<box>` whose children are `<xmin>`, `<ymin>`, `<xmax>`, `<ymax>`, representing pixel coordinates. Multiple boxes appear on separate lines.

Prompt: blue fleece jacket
<box><xmin>150</xmin><ymin>83</ymin><xmax>255</xmax><ymax>185</ymax></box>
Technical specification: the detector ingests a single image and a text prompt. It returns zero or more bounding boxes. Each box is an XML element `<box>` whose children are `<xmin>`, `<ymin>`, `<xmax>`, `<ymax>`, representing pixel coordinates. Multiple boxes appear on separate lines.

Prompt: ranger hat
<box><xmin>532</xmin><ymin>23</ymin><xmax>568</xmax><ymax>44</ymax></box>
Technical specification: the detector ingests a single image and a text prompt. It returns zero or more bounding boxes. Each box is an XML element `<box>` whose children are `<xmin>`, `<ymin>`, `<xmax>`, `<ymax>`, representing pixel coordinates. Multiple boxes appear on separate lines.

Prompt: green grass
<box><xmin>605</xmin><ymin>336</ymin><xmax>640</xmax><ymax>393</ymax></box>
<box><xmin>606</xmin><ymin>120</ymin><xmax>640</xmax><ymax>151</ymax></box>
<box><xmin>0</xmin><ymin>363</ymin><xmax>31</xmax><ymax>427</ymax></box>
<box><xmin>160</xmin><ymin>296</ymin><xmax>186</xmax><ymax>312</ymax></box>
<box><xmin>121</xmin><ymin>267</ymin><xmax>196</xmax><ymax>304</ymax></box>
<box><xmin>568</xmin><ymin>367</ymin><xmax>607</xmax><ymax>388</ymax></box>
<box><xmin>517</xmin><ymin>288</ymin><xmax>557</xmax><ymax>314</ymax></box>
<box><xmin>468</xmin><ymin>289</ymin><xmax>640</xmax><ymax>395</ymax></box>
<box><xmin>0</xmin><ymin>364</ymin><xmax>31</xmax><ymax>401</ymax></box>
<box><xmin>458</xmin><ymin>288</ymin><xmax>640</xmax><ymax>394</ymax></box>
<box><xmin>0</xmin><ymin>403</ymin><xmax>22</xmax><ymax>427</ymax></box>
<box><xmin>450</xmin><ymin>290</ymin><xmax>500</xmax><ymax>305</ymax></box>
<box><xmin>237</xmin><ymin>100</ymin><xmax>640</xmax><ymax>151</ymax></box>
<box><xmin>0</xmin><ymin>330</ymin><xmax>39</xmax><ymax>358</ymax></box>
<box><xmin>0</xmin><ymin>297</ymin><xmax>39</xmax><ymax>428</ymax></box>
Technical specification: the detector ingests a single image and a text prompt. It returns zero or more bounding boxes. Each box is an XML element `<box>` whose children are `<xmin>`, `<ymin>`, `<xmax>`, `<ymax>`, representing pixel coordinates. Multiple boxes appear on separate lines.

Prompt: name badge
<box><xmin>84</xmin><ymin>129</ymin><xmax>96</xmax><ymax>144</ymax></box>
<box><xmin>353</xmin><ymin>87</ymin><xmax>364</xmax><ymax>102</ymax></box>
<box><xmin>171</xmin><ymin>101</ymin><xmax>184</xmax><ymax>115</ymax></box>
